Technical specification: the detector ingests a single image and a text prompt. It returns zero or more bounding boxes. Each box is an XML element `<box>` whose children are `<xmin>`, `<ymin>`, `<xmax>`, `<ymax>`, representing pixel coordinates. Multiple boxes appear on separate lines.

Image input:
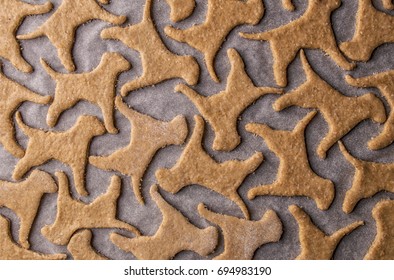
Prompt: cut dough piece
<box><xmin>110</xmin><ymin>185</ymin><xmax>218</xmax><ymax>260</ymax></box>
<box><xmin>273</xmin><ymin>50</ymin><xmax>385</xmax><ymax>159</ymax></box>
<box><xmin>165</xmin><ymin>0</ymin><xmax>264</xmax><ymax>82</ymax></box>
<box><xmin>175</xmin><ymin>48</ymin><xmax>281</xmax><ymax>151</ymax></box>
<box><xmin>289</xmin><ymin>205</ymin><xmax>363</xmax><ymax>260</ymax></box>
<box><xmin>101</xmin><ymin>0</ymin><xmax>199</xmax><ymax>96</ymax></box>
<box><xmin>165</xmin><ymin>0</ymin><xmax>195</xmax><ymax>22</ymax></box>
<box><xmin>282</xmin><ymin>0</ymin><xmax>295</xmax><ymax>11</ymax></box>
<box><xmin>246</xmin><ymin>111</ymin><xmax>334</xmax><ymax>210</ymax></box>
<box><xmin>240</xmin><ymin>0</ymin><xmax>354</xmax><ymax>87</ymax></box>
<box><xmin>383</xmin><ymin>0</ymin><xmax>394</xmax><ymax>10</ymax></box>
<box><xmin>90</xmin><ymin>96</ymin><xmax>188</xmax><ymax>204</ymax></box>
<box><xmin>17</xmin><ymin>0</ymin><xmax>126</xmax><ymax>72</ymax></box>
<box><xmin>198</xmin><ymin>204</ymin><xmax>282</xmax><ymax>260</ymax></box>
<box><xmin>68</xmin><ymin>230</ymin><xmax>108</xmax><ymax>260</ymax></box>
<box><xmin>156</xmin><ymin>115</ymin><xmax>264</xmax><ymax>219</ymax></box>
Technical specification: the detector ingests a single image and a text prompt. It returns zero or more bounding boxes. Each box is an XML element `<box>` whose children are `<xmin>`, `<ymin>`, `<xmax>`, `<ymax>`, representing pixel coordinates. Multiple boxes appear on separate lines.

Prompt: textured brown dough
<box><xmin>289</xmin><ymin>205</ymin><xmax>364</xmax><ymax>260</ymax></box>
<box><xmin>364</xmin><ymin>200</ymin><xmax>394</xmax><ymax>260</ymax></box>
<box><xmin>90</xmin><ymin>96</ymin><xmax>188</xmax><ymax>204</ymax></box>
<box><xmin>0</xmin><ymin>215</ymin><xmax>66</xmax><ymax>260</ymax></box>
<box><xmin>68</xmin><ymin>230</ymin><xmax>108</xmax><ymax>260</ymax></box>
<box><xmin>282</xmin><ymin>0</ymin><xmax>295</xmax><ymax>11</ymax></box>
<box><xmin>165</xmin><ymin>0</ymin><xmax>195</xmax><ymax>22</ymax></box>
<box><xmin>165</xmin><ymin>0</ymin><xmax>264</xmax><ymax>82</ymax></box>
<box><xmin>382</xmin><ymin>0</ymin><xmax>394</xmax><ymax>9</ymax></box>
<box><xmin>175</xmin><ymin>48</ymin><xmax>281</xmax><ymax>151</ymax></box>
<box><xmin>338</xmin><ymin>142</ymin><xmax>394</xmax><ymax>214</ymax></box>
<box><xmin>0</xmin><ymin>0</ymin><xmax>52</xmax><ymax>72</ymax></box>
<box><xmin>156</xmin><ymin>115</ymin><xmax>264</xmax><ymax>219</ymax></box>
<box><xmin>41</xmin><ymin>172</ymin><xmax>140</xmax><ymax>246</ymax></box>
<box><xmin>198</xmin><ymin>204</ymin><xmax>282</xmax><ymax>260</ymax></box>
<box><xmin>0</xmin><ymin>65</ymin><xmax>52</xmax><ymax>158</ymax></box>
<box><xmin>0</xmin><ymin>170</ymin><xmax>57</xmax><ymax>249</ymax></box>
<box><xmin>240</xmin><ymin>0</ymin><xmax>354</xmax><ymax>87</ymax></box>
<box><xmin>246</xmin><ymin>111</ymin><xmax>334</xmax><ymax>210</ymax></box>
<box><xmin>17</xmin><ymin>0</ymin><xmax>126</xmax><ymax>72</ymax></box>
<box><xmin>110</xmin><ymin>185</ymin><xmax>218</xmax><ymax>260</ymax></box>
<box><xmin>339</xmin><ymin>0</ymin><xmax>394</xmax><ymax>61</ymax></box>
<box><xmin>346</xmin><ymin>72</ymin><xmax>394</xmax><ymax>150</ymax></box>
<box><xmin>101</xmin><ymin>0</ymin><xmax>199</xmax><ymax>96</ymax></box>
<box><xmin>273</xmin><ymin>50</ymin><xmax>386</xmax><ymax>159</ymax></box>
<box><xmin>41</xmin><ymin>52</ymin><xmax>131</xmax><ymax>134</ymax></box>
<box><xmin>13</xmin><ymin>113</ymin><xmax>106</xmax><ymax>196</ymax></box>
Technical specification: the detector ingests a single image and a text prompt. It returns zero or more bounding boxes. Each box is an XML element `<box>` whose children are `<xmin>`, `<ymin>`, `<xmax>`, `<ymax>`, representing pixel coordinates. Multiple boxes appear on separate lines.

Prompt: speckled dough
<box><xmin>165</xmin><ymin>0</ymin><xmax>195</xmax><ymax>22</ymax></box>
<box><xmin>68</xmin><ymin>230</ymin><xmax>108</xmax><ymax>260</ymax></box>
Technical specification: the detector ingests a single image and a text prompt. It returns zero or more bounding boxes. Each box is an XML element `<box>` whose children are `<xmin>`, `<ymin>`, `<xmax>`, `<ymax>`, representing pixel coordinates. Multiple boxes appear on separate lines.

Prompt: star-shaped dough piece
<box><xmin>289</xmin><ymin>205</ymin><xmax>363</xmax><ymax>260</ymax></box>
<box><xmin>90</xmin><ymin>96</ymin><xmax>188</xmax><ymax>204</ymax></box>
<box><xmin>165</xmin><ymin>0</ymin><xmax>264</xmax><ymax>82</ymax></box>
<box><xmin>13</xmin><ymin>112</ymin><xmax>106</xmax><ymax>196</ymax></box>
<box><xmin>339</xmin><ymin>0</ymin><xmax>394</xmax><ymax>62</ymax></box>
<box><xmin>41</xmin><ymin>172</ymin><xmax>140</xmax><ymax>246</ymax></box>
<box><xmin>198</xmin><ymin>204</ymin><xmax>282</xmax><ymax>260</ymax></box>
<box><xmin>175</xmin><ymin>48</ymin><xmax>281</xmax><ymax>152</ymax></box>
<box><xmin>165</xmin><ymin>0</ymin><xmax>195</xmax><ymax>22</ymax></box>
<box><xmin>0</xmin><ymin>65</ymin><xmax>52</xmax><ymax>158</ymax></box>
<box><xmin>273</xmin><ymin>50</ymin><xmax>385</xmax><ymax>159</ymax></box>
<box><xmin>101</xmin><ymin>0</ymin><xmax>199</xmax><ymax>96</ymax></box>
<box><xmin>338</xmin><ymin>142</ymin><xmax>394</xmax><ymax>213</ymax></box>
<box><xmin>240</xmin><ymin>0</ymin><xmax>354</xmax><ymax>87</ymax></box>
<box><xmin>17</xmin><ymin>0</ymin><xmax>126</xmax><ymax>72</ymax></box>
<box><xmin>246</xmin><ymin>111</ymin><xmax>334</xmax><ymax>210</ymax></box>
<box><xmin>110</xmin><ymin>185</ymin><xmax>218</xmax><ymax>260</ymax></box>
<box><xmin>0</xmin><ymin>0</ymin><xmax>52</xmax><ymax>72</ymax></box>
<box><xmin>68</xmin><ymin>230</ymin><xmax>108</xmax><ymax>260</ymax></box>
<box><xmin>156</xmin><ymin>115</ymin><xmax>264</xmax><ymax>219</ymax></box>
<box><xmin>41</xmin><ymin>52</ymin><xmax>131</xmax><ymax>134</ymax></box>
<box><xmin>364</xmin><ymin>200</ymin><xmax>394</xmax><ymax>260</ymax></box>
<box><xmin>0</xmin><ymin>215</ymin><xmax>66</xmax><ymax>260</ymax></box>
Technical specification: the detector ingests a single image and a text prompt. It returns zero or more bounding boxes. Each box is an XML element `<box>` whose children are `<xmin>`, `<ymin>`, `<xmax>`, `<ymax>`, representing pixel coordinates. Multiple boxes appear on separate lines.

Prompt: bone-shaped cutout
<box><xmin>0</xmin><ymin>215</ymin><xmax>66</xmax><ymax>260</ymax></box>
<box><xmin>165</xmin><ymin>0</ymin><xmax>264</xmax><ymax>82</ymax></box>
<box><xmin>346</xmin><ymin>72</ymin><xmax>394</xmax><ymax>150</ymax></box>
<box><xmin>68</xmin><ymin>230</ymin><xmax>108</xmax><ymax>260</ymax></box>
<box><xmin>13</xmin><ymin>112</ymin><xmax>106</xmax><ymax>196</ymax></box>
<box><xmin>198</xmin><ymin>204</ymin><xmax>282</xmax><ymax>260</ymax></box>
<box><xmin>89</xmin><ymin>96</ymin><xmax>188</xmax><ymax>204</ymax></box>
<box><xmin>364</xmin><ymin>200</ymin><xmax>394</xmax><ymax>260</ymax></box>
<box><xmin>339</xmin><ymin>0</ymin><xmax>394</xmax><ymax>62</ymax></box>
<box><xmin>41</xmin><ymin>52</ymin><xmax>131</xmax><ymax>134</ymax></box>
<box><xmin>0</xmin><ymin>65</ymin><xmax>52</xmax><ymax>158</ymax></box>
<box><xmin>101</xmin><ymin>0</ymin><xmax>199</xmax><ymax>96</ymax></box>
<box><xmin>17</xmin><ymin>0</ymin><xmax>126</xmax><ymax>72</ymax></box>
<box><xmin>165</xmin><ymin>0</ymin><xmax>195</xmax><ymax>22</ymax></box>
<box><xmin>41</xmin><ymin>172</ymin><xmax>140</xmax><ymax>246</ymax></box>
<box><xmin>240</xmin><ymin>0</ymin><xmax>354</xmax><ymax>87</ymax></box>
<box><xmin>175</xmin><ymin>48</ymin><xmax>281</xmax><ymax>152</ymax></box>
<box><xmin>110</xmin><ymin>185</ymin><xmax>218</xmax><ymax>260</ymax></box>
<box><xmin>338</xmin><ymin>142</ymin><xmax>394</xmax><ymax>214</ymax></box>
<box><xmin>155</xmin><ymin>115</ymin><xmax>264</xmax><ymax>220</ymax></box>
<box><xmin>273</xmin><ymin>50</ymin><xmax>386</xmax><ymax>159</ymax></box>
<box><xmin>0</xmin><ymin>0</ymin><xmax>52</xmax><ymax>72</ymax></box>
<box><xmin>246</xmin><ymin>111</ymin><xmax>334</xmax><ymax>210</ymax></box>
<box><xmin>289</xmin><ymin>205</ymin><xmax>364</xmax><ymax>260</ymax></box>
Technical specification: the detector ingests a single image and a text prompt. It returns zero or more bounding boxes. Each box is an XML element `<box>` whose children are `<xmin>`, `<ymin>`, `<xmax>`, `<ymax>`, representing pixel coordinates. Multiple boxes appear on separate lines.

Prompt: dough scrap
<box><xmin>110</xmin><ymin>185</ymin><xmax>218</xmax><ymax>260</ymax></box>
<box><xmin>246</xmin><ymin>111</ymin><xmax>334</xmax><ymax>210</ymax></box>
<box><xmin>13</xmin><ymin>112</ymin><xmax>106</xmax><ymax>196</ymax></box>
<box><xmin>364</xmin><ymin>200</ymin><xmax>394</xmax><ymax>260</ymax></box>
<box><xmin>338</xmin><ymin>142</ymin><xmax>394</xmax><ymax>214</ymax></box>
<box><xmin>289</xmin><ymin>205</ymin><xmax>363</xmax><ymax>260</ymax></box>
<box><xmin>339</xmin><ymin>0</ymin><xmax>394</xmax><ymax>61</ymax></box>
<box><xmin>383</xmin><ymin>0</ymin><xmax>394</xmax><ymax>9</ymax></box>
<box><xmin>165</xmin><ymin>0</ymin><xmax>195</xmax><ymax>22</ymax></box>
<box><xmin>41</xmin><ymin>172</ymin><xmax>140</xmax><ymax>246</ymax></box>
<box><xmin>282</xmin><ymin>0</ymin><xmax>295</xmax><ymax>11</ymax></box>
<box><xmin>41</xmin><ymin>52</ymin><xmax>131</xmax><ymax>134</ymax></box>
<box><xmin>90</xmin><ymin>96</ymin><xmax>188</xmax><ymax>204</ymax></box>
<box><xmin>198</xmin><ymin>204</ymin><xmax>282</xmax><ymax>260</ymax></box>
<box><xmin>17</xmin><ymin>0</ymin><xmax>126</xmax><ymax>72</ymax></box>
<box><xmin>156</xmin><ymin>115</ymin><xmax>264</xmax><ymax>219</ymax></box>
<box><xmin>101</xmin><ymin>0</ymin><xmax>199</xmax><ymax>96</ymax></box>
<box><xmin>240</xmin><ymin>0</ymin><xmax>354</xmax><ymax>87</ymax></box>
<box><xmin>175</xmin><ymin>48</ymin><xmax>281</xmax><ymax>152</ymax></box>
<box><xmin>273</xmin><ymin>50</ymin><xmax>386</xmax><ymax>159</ymax></box>
<box><xmin>165</xmin><ymin>0</ymin><xmax>264</xmax><ymax>82</ymax></box>
<box><xmin>68</xmin><ymin>230</ymin><xmax>108</xmax><ymax>260</ymax></box>
<box><xmin>0</xmin><ymin>65</ymin><xmax>52</xmax><ymax>158</ymax></box>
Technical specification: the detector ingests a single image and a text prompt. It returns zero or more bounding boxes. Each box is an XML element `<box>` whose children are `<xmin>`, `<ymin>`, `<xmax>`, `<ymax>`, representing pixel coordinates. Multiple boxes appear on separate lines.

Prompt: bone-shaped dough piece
<box><xmin>68</xmin><ymin>230</ymin><xmax>108</xmax><ymax>260</ymax></box>
<box><xmin>165</xmin><ymin>0</ymin><xmax>195</xmax><ymax>22</ymax></box>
